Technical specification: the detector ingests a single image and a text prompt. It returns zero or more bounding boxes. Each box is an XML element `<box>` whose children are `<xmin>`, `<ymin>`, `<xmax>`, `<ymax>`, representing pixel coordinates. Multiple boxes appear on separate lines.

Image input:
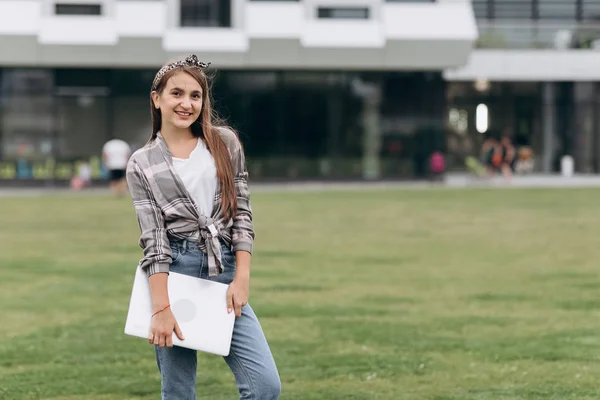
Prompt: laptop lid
<box><xmin>124</xmin><ymin>267</ymin><xmax>235</xmax><ymax>356</ymax></box>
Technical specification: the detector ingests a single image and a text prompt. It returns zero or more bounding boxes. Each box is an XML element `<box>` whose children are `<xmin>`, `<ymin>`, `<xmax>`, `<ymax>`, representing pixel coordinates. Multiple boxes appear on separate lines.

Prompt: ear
<box><xmin>151</xmin><ymin>91</ymin><xmax>160</xmax><ymax>109</ymax></box>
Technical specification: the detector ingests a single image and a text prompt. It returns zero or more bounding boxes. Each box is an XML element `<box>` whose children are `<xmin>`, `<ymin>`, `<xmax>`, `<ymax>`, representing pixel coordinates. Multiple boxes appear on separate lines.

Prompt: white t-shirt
<box><xmin>102</xmin><ymin>139</ymin><xmax>131</xmax><ymax>170</ymax></box>
<box><xmin>172</xmin><ymin>139</ymin><xmax>217</xmax><ymax>217</ymax></box>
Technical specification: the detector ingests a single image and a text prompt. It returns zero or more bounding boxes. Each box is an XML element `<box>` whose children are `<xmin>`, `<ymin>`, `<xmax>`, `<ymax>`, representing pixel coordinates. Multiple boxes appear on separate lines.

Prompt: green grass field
<box><xmin>2</xmin><ymin>187</ymin><xmax>600</xmax><ymax>400</ymax></box>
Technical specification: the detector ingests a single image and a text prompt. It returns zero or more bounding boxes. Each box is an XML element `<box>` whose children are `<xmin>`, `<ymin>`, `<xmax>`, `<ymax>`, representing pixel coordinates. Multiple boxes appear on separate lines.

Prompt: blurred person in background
<box><xmin>480</xmin><ymin>134</ymin><xmax>502</xmax><ymax>175</ymax></box>
<box><xmin>499</xmin><ymin>135</ymin><xmax>516</xmax><ymax>180</ymax></box>
<box><xmin>514</xmin><ymin>146</ymin><xmax>535</xmax><ymax>174</ymax></box>
<box><xmin>429</xmin><ymin>150</ymin><xmax>445</xmax><ymax>181</ymax></box>
<box><xmin>102</xmin><ymin>135</ymin><xmax>131</xmax><ymax>196</ymax></box>
<box><xmin>480</xmin><ymin>131</ymin><xmax>516</xmax><ymax>180</ymax></box>
<box><xmin>70</xmin><ymin>161</ymin><xmax>92</xmax><ymax>191</ymax></box>
<box><xmin>125</xmin><ymin>55</ymin><xmax>280</xmax><ymax>400</ymax></box>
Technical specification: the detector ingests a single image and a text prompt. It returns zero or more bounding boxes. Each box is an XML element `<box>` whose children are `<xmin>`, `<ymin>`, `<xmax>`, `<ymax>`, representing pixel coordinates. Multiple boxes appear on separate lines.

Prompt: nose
<box><xmin>180</xmin><ymin>96</ymin><xmax>192</xmax><ymax>109</ymax></box>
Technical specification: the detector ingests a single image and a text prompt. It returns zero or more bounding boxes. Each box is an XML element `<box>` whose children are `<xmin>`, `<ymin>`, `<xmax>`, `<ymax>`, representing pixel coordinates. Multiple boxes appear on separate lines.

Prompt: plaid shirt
<box><xmin>126</xmin><ymin>128</ymin><xmax>254</xmax><ymax>277</ymax></box>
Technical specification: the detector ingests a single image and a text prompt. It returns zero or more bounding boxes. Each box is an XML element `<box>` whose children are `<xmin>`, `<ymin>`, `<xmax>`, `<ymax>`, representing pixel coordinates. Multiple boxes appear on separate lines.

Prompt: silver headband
<box><xmin>151</xmin><ymin>54</ymin><xmax>211</xmax><ymax>90</ymax></box>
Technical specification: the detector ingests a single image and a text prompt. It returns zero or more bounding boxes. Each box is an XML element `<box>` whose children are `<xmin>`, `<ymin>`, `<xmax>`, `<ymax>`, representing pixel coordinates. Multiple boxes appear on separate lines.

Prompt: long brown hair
<box><xmin>149</xmin><ymin>65</ymin><xmax>237</xmax><ymax>220</ymax></box>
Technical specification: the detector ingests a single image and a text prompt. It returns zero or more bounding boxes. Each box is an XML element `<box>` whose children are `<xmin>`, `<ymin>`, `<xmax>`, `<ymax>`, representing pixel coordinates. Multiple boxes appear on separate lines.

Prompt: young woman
<box><xmin>126</xmin><ymin>55</ymin><xmax>281</xmax><ymax>400</ymax></box>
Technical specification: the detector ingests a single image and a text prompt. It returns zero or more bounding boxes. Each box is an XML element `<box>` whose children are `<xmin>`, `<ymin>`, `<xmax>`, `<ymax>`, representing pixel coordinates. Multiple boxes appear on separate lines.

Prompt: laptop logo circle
<box><xmin>172</xmin><ymin>299</ymin><xmax>197</xmax><ymax>323</ymax></box>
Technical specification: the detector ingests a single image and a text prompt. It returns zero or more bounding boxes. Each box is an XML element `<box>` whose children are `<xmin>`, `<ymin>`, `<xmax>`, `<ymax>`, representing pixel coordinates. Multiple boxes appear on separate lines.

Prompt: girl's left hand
<box><xmin>226</xmin><ymin>276</ymin><xmax>249</xmax><ymax>318</ymax></box>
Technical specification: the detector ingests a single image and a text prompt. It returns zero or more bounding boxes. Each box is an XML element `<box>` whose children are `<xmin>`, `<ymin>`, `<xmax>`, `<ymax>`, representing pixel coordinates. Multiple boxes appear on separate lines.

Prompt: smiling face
<box><xmin>151</xmin><ymin>71</ymin><xmax>203</xmax><ymax>135</ymax></box>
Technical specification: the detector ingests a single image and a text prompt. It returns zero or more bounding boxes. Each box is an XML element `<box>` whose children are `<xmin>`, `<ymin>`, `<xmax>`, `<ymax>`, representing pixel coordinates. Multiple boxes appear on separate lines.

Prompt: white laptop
<box><xmin>124</xmin><ymin>266</ymin><xmax>236</xmax><ymax>356</ymax></box>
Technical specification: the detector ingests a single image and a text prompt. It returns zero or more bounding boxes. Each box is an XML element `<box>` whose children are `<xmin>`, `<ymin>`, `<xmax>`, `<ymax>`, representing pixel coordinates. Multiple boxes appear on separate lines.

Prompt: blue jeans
<box><xmin>154</xmin><ymin>240</ymin><xmax>281</xmax><ymax>400</ymax></box>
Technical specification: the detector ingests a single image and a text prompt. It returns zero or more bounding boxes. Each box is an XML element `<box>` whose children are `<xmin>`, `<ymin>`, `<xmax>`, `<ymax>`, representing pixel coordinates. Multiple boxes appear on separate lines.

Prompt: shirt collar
<box><xmin>155</xmin><ymin>132</ymin><xmax>172</xmax><ymax>158</ymax></box>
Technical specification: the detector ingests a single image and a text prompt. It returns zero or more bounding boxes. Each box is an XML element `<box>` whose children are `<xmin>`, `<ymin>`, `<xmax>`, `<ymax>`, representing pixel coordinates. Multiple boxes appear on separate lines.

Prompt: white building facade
<box><xmin>0</xmin><ymin>0</ymin><xmax>475</xmax><ymax>68</ymax></box>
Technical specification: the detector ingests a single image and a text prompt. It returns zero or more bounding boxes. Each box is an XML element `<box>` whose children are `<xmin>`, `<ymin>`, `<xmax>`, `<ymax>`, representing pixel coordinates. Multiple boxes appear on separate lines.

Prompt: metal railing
<box><xmin>476</xmin><ymin>21</ymin><xmax>600</xmax><ymax>49</ymax></box>
<box><xmin>473</xmin><ymin>0</ymin><xmax>600</xmax><ymax>21</ymax></box>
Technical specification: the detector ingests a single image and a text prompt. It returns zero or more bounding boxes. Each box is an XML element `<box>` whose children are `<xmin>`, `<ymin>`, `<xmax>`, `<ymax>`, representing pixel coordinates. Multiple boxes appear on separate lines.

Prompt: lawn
<box><xmin>2</xmin><ymin>187</ymin><xmax>600</xmax><ymax>399</ymax></box>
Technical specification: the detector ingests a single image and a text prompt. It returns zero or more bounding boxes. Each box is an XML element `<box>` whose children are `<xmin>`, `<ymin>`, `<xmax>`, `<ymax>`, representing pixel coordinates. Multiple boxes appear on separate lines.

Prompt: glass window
<box><xmin>180</xmin><ymin>0</ymin><xmax>231</xmax><ymax>27</ymax></box>
<box><xmin>0</xmin><ymin>69</ymin><xmax>56</xmax><ymax>182</ymax></box>
<box><xmin>53</xmin><ymin>68</ymin><xmax>111</xmax><ymax>160</ymax></box>
<box><xmin>539</xmin><ymin>0</ymin><xmax>576</xmax><ymax>19</ymax></box>
<box><xmin>55</xmin><ymin>68</ymin><xmax>110</xmax><ymax>88</ymax></box>
<box><xmin>55</xmin><ymin>94</ymin><xmax>110</xmax><ymax>159</ymax></box>
<box><xmin>379</xmin><ymin>73</ymin><xmax>446</xmax><ymax>178</ymax></box>
<box><xmin>110</xmin><ymin>69</ymin><xmax>155</xmax><ymax>153</ymax></box>
<box><xmin>473</xmin><ymin>0</ymin><xmax>489</xmax><ymax>19</ymax></box>
<box><xmin>0</xmin><ymin>67</ymin><xmax>449</xmax><ymax>181</ymax></box>
<box><xmin>317</xmin><ymin>7</ymin><xmax>370</xmax><ymax>19</ymax></box>
<box><xmin>214</xmin><ymin>71</ymin><xmax>446</xmax><ymax>179</ymax></box>
<box><xmin>212</xmin><ymin>71</ymin><xmax>281</xmax><ymax>158</ymax></box>
<box><xmin>582</xmin><ymin>0</ymin><xmax>600</xmax><ymax>20</ymax></box>
<box><xmin>494</xmin><ymin>0</ymin><xmax>533</xmax><ymax>19</ymax></box>
<box><xmin>55</xmin><ymin>4</ymin><xmax>102</xmax><ymax>15</ymax></box>
<box><xmin>474</xmin><ymin>0</ymin><xmax>586</xmax><ymax>21</ymax></box>
<box><xmin>111</xmin><ymin>69</ymin><xmax>154</xmax><ymax>96</ymax></box>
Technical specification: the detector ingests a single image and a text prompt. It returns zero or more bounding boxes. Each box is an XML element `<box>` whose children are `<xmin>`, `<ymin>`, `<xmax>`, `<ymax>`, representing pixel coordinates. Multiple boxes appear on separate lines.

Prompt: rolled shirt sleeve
<box><xmin>126</xmin><ymin>159</ymin><xmax>172</xmax><ymax>276</ymax></box>
<box><xmin>230</xmin><ymin>137</ymin><xmax>255</xmax><ymax>254</ymax></box>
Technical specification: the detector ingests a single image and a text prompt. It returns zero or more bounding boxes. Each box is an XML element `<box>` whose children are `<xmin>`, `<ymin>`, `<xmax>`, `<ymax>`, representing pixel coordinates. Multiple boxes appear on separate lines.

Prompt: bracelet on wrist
<box><xmin>152</xmin><ymin>304</ymin><xmax>170</xmax><ymax>318</ymax></box>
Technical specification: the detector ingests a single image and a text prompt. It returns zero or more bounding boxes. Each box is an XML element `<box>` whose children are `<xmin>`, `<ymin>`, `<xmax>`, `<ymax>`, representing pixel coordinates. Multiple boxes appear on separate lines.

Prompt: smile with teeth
<box><xmin>176</xmin><ymin>111</ymin><xmax>192</xmax><ymax>117</ymax></box>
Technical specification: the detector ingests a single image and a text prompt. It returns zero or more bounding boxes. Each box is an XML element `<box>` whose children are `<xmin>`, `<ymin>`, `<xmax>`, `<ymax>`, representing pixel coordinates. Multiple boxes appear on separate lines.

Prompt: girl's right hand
<box><xmin>148</xmin><ymin>307</ymin><xmax>185</xmax><ymax>347</ymax></box>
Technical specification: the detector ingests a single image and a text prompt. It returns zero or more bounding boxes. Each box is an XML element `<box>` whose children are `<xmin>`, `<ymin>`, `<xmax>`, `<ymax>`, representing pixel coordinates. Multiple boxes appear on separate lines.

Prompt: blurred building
<box><xmin>0</xmin><ymin>0</ymin><xmax>477</xmax><ymax>183</ymax></box>
<box><xmin>7</xmin><ymin>0</ymin><xmax>580</xmax><ymax>184</ymax></box>
<box><xmin>445</xmin><ymin>0</ymin><xmax>600</xmax><ymax>175</ymax></box>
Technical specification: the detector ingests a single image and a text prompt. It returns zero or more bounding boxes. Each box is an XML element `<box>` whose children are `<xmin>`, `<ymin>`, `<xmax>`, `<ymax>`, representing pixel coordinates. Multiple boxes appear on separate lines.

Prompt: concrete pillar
<box><xmin>594</xmin><ymin>83</ymin><xmax>600</xmax><ymax>173</ymax></box>
<box><xmin>542</xmin><ymin>82</ymin><xmax>556</xmax><ymax>173</ymax></box>
<box><xmin>571</xmin><ymin>82</ymin><xmax>594</xmax><ymax>173</ymax></box>
<box><xmin>351</xmin><ymin>76</ymin><xmax>382</xmax><ymax>180</ymax></box>
<box><xmin>361</xmin><ymin>83</ymin><xmax>382</xmax><ymax>180</ymax></box>
<box><xmin>573</xmin><ymin>82</ymin><xmax>595</xmax><ymax>173</ymax></box>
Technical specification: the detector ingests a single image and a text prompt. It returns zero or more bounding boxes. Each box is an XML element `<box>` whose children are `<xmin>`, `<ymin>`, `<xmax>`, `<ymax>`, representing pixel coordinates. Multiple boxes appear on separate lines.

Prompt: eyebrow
<box><xmin>170</xmin><ymin>87</ymin><xmax>202</xmax><ymax>95</ymax></box>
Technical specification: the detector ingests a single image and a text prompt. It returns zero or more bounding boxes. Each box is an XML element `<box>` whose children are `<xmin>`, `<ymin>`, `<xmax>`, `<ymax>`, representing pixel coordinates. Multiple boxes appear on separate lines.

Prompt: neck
<box><xmin>160</xmin><ymin>126</ymin><xmax>194</xmax><ymax>144</ymax></box>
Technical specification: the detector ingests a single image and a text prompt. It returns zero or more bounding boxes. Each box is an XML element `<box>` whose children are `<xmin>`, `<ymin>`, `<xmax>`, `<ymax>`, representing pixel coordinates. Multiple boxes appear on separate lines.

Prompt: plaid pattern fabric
<box><xmin>126</xmin><ymin>128</ymin><xmax>254</xmax><ymax>277</ymax></box>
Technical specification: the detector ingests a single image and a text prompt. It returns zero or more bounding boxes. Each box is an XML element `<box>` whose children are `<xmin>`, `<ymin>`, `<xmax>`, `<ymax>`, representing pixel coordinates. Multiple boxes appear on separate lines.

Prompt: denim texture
<box><xmin>154</xmin><ymin>240</ymin><xmax>281</xmax><ymax>399</ymax></box>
